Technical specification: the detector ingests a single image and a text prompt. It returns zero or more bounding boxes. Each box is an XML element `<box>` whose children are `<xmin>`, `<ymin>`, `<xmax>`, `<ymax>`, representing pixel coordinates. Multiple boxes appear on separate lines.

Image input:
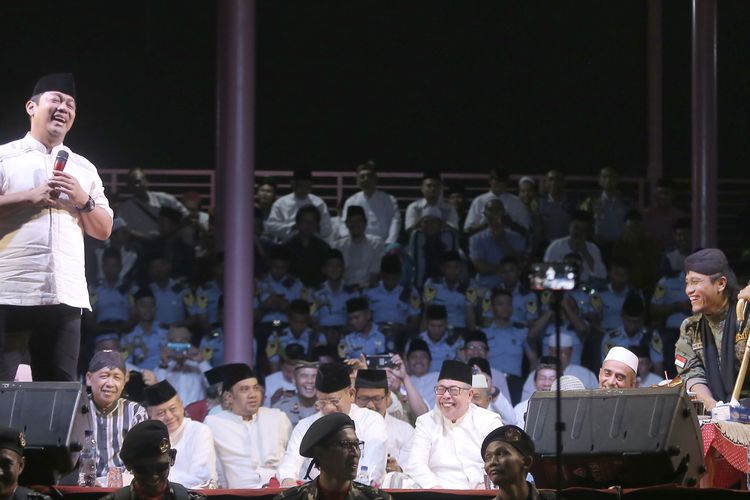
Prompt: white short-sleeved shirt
<box><xmin>0</xmin><ymin>134</ymin><xmax>113</xmax><ymax>309</ymax></box>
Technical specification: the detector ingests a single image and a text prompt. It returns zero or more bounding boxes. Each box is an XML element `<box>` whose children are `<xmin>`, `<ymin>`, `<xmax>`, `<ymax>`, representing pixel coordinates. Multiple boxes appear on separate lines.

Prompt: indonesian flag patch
<box><xmin>675</xmin><ymin>354</ymin><xmax>687</xmax><ymax>369</ymax></box>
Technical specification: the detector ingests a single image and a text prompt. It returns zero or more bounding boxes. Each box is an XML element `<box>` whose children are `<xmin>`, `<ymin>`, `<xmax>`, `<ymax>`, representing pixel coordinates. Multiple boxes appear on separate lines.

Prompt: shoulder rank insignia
<box><xmin>337</xmin><ymin>341</ymin><xmax>348</xmax><ymax>359</ymax></box>
<box><xmin>541</xmin><ymin>290</ymin><xmax>552</xmax><ymax>305</ymax></box>
<box><xmin>197</xmin><ymin>294</ymin><xmax>209</xmax><ymax>310</ymax></box>
<box><xmin>526</xmin><ymin>300</ymin><xmax>538</xmax><ymax>315</ymax></box>
<box><xmin>410</xmin><ymin>292</ymin><xmax>421</xmax><ymax>310</ymax></box>
<box><xmin>590</xmin><ymin>293</ymin><xmax>602</xmax><ymax>311</ymax></box>
<box><xmin>183</xmin><ymin>291</ymin><xmax>195</xmax><ymax>307</ymax></box>
<box><xmin>424</xmin><ymin>286</ymin><xmax>437</xmax><ymax>303</ymax></box>
<box><xmin>653</xmin><ymin>284</ymin><xmax>666</xmax><ymax>300</ymax></box>
<box><xmin>466</xmin><ymin>287</ymin><xmax>477</xmax><ymax>304</ymax></box>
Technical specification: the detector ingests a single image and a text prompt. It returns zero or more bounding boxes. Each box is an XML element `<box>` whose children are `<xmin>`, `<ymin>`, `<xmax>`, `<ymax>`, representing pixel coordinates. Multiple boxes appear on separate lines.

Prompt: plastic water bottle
<box><xmin>356</xmin><ymin>465</ymin><xmax>370</xmax><ymax>485</ymax></box>
<box><xmin>78</xmin><ymin>430</ymin><xmax>97</xmax><ymax>487</ymax></box>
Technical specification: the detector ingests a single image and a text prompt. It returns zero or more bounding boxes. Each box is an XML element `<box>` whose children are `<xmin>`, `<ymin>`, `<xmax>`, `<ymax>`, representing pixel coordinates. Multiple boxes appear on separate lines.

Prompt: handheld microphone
<box><xmin>53</xmin><ymin>150</ymin><xmax>69</xmax><ymax>172</ymax></box>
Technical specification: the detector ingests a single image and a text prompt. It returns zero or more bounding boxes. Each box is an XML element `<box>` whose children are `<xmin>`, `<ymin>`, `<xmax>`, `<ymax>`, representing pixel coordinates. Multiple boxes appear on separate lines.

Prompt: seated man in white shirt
<box><xmin>144</xmin><ymin>380</ymin><xmax>218</xmax><ymax>488</ymax></box>
<box><xmin>401</xmin><ymin>360</ymin><xmax>502</xmax><ymax>489</ymax></box>
<box><xmin>277</xmin><ymin>362</ymin><xmax>388</xmax><ymax>487</ymax></box>
<box><xmin>354</xmin><ymin>369</ymin><xmax>414</xmax><ymax>474</ymax></box>
<box><xmin>543</xmin><ymin>210</ymin><xmax>607</xmax><ymax>283</ymax></box>
<box><xmin>204</xmin><ymin>363</ymin><xmax>292</xmax><ymax>488</ymax></box>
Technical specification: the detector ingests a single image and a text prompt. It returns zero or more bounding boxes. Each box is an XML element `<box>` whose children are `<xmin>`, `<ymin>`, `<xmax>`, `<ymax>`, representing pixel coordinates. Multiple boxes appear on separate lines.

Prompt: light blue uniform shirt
<box><xmin>340</xmin><ymin>324</ymin><xmax>387</xmax><ymax>358</ymax></box>
<box><xmin>481</xmin><ymin>322</ymin><xmax>529</xmax><ymax>377</ymax></box>
<box><xmin>363</xmin><ymin>282</ymin><xmax>421</xmax><ymax>326</ymax></box>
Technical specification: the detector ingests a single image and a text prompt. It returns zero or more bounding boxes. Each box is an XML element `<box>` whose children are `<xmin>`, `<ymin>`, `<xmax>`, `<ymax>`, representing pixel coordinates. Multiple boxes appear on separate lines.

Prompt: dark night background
<box><xmin>0</xmin><ymin>1</ymin><xmax>748</xmax><ymax>179</ymax></box>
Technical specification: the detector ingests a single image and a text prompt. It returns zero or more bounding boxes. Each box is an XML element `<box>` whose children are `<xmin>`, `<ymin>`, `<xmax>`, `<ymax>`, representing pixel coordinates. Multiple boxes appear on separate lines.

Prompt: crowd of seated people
<box><xmin>58</xmin><ymin>161</ymin><xmax>727</xmax><ymax>491</ymax></box>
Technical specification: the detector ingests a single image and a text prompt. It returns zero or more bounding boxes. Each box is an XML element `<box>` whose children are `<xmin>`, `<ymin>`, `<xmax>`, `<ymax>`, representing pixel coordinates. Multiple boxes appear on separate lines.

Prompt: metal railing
<box><xmin>98</xmin><ymin>168</ymin><xmax>749</xmax><ymax>255</ymax></box>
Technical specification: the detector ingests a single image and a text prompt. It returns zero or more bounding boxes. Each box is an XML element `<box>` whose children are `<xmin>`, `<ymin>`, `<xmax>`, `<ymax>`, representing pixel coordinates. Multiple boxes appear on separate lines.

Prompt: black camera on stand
<box><xmin>527</xmin><ymin>262</ymin><xmax>579</xmax><ymax>498</ymax></box>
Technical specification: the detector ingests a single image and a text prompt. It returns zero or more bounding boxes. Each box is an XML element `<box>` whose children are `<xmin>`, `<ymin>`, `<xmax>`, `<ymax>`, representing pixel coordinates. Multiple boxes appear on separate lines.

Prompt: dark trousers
<box><xmin>0</xmin><ymin>304</ymin><xmax>82</xmax><ymax>381</ymax></box>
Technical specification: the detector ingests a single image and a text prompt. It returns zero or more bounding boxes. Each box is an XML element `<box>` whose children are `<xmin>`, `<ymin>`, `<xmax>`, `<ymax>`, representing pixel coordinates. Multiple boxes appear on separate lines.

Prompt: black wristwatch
<box><xmin>76</xmin><ymin>195</ymin><xmax>96</xmax><ymax>213</ymax></box>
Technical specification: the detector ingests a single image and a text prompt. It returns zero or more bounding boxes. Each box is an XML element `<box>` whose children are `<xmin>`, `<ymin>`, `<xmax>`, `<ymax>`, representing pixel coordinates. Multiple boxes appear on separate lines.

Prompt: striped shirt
<box><xmin>89</xmin><ymin>397</ymin><xmax>147</xmax><ymax>476</ymax></box>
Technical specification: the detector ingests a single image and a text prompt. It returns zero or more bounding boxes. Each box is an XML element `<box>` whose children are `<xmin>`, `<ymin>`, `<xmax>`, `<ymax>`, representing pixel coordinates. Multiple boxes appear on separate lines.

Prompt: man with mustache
<box><xmin>85</xmin><ymin>350</ymin><xmax>147</xmax><ymax>478</ymax></box>
<box><xmin>274</xmin><ymin>413</ymin><xmax>391</xmax><ymax>499</ymax></box>
<box><xmin>0</xmin><ymin>73</ymin><xmax>113</xmax><ymax>382</ymax></box>
<box><xmin>675</xmin><ymin>248</ymin><xmax>750</xmax><ymax>411</ymax></box>
<box><xmin>101</xmin><ymin>420</ymin><xmax>204</xmax><ymax>500</ymax></box>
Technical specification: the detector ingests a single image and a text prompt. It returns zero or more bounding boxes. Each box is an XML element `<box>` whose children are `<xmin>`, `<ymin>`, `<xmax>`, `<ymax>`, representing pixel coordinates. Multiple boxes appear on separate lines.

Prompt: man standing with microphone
<box><xmin>0</xmin><ymin>73</ymin><xmax>113</xmax><ymax>381</ymax></box>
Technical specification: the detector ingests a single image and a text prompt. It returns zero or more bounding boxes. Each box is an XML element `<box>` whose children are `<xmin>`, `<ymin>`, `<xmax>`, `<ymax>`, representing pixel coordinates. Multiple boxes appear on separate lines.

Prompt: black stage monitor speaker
<box><xmin>525</xmin><ymin>386</ymin><xmax>704</xmax><ymax>488</ymax></box>
<box><xmin>0</xmin><ymin>381</ymin><xmax>91</xmax><ymax>485</ymax></box>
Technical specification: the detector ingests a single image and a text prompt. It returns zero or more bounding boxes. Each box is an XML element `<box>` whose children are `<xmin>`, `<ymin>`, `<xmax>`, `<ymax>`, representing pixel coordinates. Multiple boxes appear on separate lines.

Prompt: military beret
<box><xmin>441</xmin><ymin>250</ymin><xmax>463</xmax><ymax>264</ymax></box>
<box><xmin>684</xmin><ymin>248</ymin><xmax>730</xmax><ymax>276</ymax></box>
<box><xmin>0</xmin><ymin>427</ymin><xmax>25</xmax><ymax>457</ymax></box>
<box><xmin>282</xmin><ymin>342</ymin><xmax>307</xmax><ymax>363</ymax></box>
<box><xmin>143</xmin><ymin>380</ymin><xmax>178</xmax><ymax>407</ymax></box>
<box><xmin>438</xmin><ymin>360</ymin><xmax>472</xmax><ymax>385</ymax></box>
<box><xmin>315</xmin><ymin>363</ymin><xmax>351</xmax><ymax>394</ymax></box>
<box><xmin>481</xmin><ymin>425</ymin><xmax>535</xmax><ymax>459</ymax></box>
<box><xmin>120</xmin><ymin>420</ymin><xmax>171</xmax><ymax>463</ymax></box>
<box><xmin>32</xmin><ymin>73</ymin><xmax>76</xmax><ymax>100</ymax></box>
<box><xmin>354</xmin><ymin>369</ymin><xmax>388</xmax><ymax>390</ymax></box>
<box><xmin>88</xmin><ymin>350</ymin><xmax>126</xmax><ymax>374</ymax></box>
<box><xmin>299</xmin><ymin>413</ymin><xmax>355</xmax><ymax>458</ymax></box>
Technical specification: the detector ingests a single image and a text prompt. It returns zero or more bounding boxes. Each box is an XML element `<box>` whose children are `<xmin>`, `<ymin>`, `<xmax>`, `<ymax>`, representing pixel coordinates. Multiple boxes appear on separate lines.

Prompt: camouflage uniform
<box><xmin>274</xmin><ymin>478</ymin><xmax>392</xmax><ymax>500</ymax></box>
<box><xmin>674</xmin><ymin>304</ymin><xmax>750</xmax><ymax>397</ymax></box>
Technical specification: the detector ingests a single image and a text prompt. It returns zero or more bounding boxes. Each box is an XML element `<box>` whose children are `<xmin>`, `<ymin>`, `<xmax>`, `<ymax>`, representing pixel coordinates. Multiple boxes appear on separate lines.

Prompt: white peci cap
<box><xmin>472</xmin><ymin>373</ymin><xmax>489</xmax><ymax>389</ymax></box>
<box><xmin>603</xmin><ymin>346</ymin><xmax>639</xmax><ymax>375</ymax></box>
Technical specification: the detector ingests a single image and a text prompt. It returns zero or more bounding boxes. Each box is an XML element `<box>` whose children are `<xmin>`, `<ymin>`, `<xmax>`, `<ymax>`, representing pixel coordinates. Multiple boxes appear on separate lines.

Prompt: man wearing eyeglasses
<box><xmin>354</xmin><ymin>369</ymin><xmax>414</xmax><ymax>473</ymax></box>
<box><xmin>402</xmin><ymin>360</ymin><xmax>502</xmax><ymax>489</ymax></box>
<box><xmin>204</xmin><ymin>363</ymin><xmax>292</xmax><ymax>488</ymax></box>
<box><xmin>278</xmin><ymin>363</ymin><xmax>387</xmax><ymax>487</ymax></box>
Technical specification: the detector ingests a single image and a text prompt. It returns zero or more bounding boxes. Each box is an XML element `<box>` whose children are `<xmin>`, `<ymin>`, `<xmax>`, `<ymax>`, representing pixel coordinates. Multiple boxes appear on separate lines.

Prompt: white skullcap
<box><xmin>518</xmin><ymin>176</ymin><xmax>536</xmax><ymax>187</ymax></box>
<box><xmin>472</xmin><ymin>373</ymin><xmax>488</xmax><ymax>389</ymax></box>
<box><xmin>422</xmin><ymin>206</ymin><xmax>442</xmax><ymax>220</ymax></box>
<box><xmin>553</xmin><ymin>375</ymin><xmax>586</xmax><ymax>391</ymax></box>
<box><xmin>546</xmin><ymin>333</ymin><xmax>573</xmax><ymax>349</ymax></box>
<box><xmin>603</xmin><ymin>346</ymin><xmax>639</xmax><ymax>374</ymax></box>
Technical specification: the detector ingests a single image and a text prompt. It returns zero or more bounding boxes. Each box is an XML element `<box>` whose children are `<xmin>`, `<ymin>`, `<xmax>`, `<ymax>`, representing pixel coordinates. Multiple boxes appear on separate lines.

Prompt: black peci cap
<box><xmin>315</xmin><ymin>363</ymin><xmax>352</xmax><ymax>393</ymax></box>
<box><xmin>32</xmin><ymin>73</ymin><xmax>76</xmax><ymax>100</ymax></box>
<box><xmin>143</xmin><ymin>380</ymin><xmax>178</xmax><ymax>407</ymax></box>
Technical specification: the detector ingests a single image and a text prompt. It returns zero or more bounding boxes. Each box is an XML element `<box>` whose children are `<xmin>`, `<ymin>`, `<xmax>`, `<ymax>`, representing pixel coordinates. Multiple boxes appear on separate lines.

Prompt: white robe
<box><xmin>205</xmin><ymin>407</ymin><xmax>291</xmax><ymax>488</ymax></box>
<box><xmin>277</xmin><ymin>404</ymin><xmax>388</xmax><ymax>485</ymax></box>
<box><xmin>385</xmin><ymin>413</ymin><xmax>414</xmax><ymax>464</ymax></box>
<box><xmin>403</xmin><ymin>404</ymin><xmax>502</xmax><ymax>489</ymax></box>
<box><xmin>168</xmin><ymin>418</ymin><xmax>218</xmax><ymax>489</ymax></box>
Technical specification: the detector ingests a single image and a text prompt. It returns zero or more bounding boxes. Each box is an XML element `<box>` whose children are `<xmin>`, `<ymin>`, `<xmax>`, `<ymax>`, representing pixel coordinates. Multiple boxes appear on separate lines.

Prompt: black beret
<box><xmin>299</xmin><ymin>413</ymin><xmax>355</xmax><ymax>458</ymax></box>
<box><xmin>315</xmin><ymin>363</ymin><xmax>351</xmax><ymax>393</ymax></box>
<box><xmin>133</xmin><ymin>287</ymin><xmax>155</xmax><ymax>302</ymax></box>
<box><xmin>345</xmin><ymin>205</ymin><xmax>366</xmax><ymax>220</ymax></box>
<box><xmin>346</xmin><ymin>297</ymin><xmax>369</xmax><ymax>314</ymax></box>
<box><xmin>143</xmin><ymin>380</ymin><xmax>178</xmax><ymax>407</ymax></box>
<box><xmin>425</xmin><ymin>304</ymin><xmax>447</xmax><ymax>321</ymax></box>
<box><xmin>407</xmin><ymin>338</ymin><xmax>431</xmax><ymax>358</ymax></box>
<box><xmin>621</xmin><ymin>291</ymin><xmax>645</xmax><ymax>317</ymax></box>
<box><xmin>355</xmin><ymin>369</ymin><xmax>388</xmax><ymax>390</ymax></box>
<box><xmin>221</xmin><ymin>363</ymin><xmax>257</xmax><ymax>393</ymax></box>
<box><xmin>32</xmin><ymin>73</ymin><xmax>76</xmax><ymax>100</ymax></box>
<box><xmin>481</xmin><ymin>425</ymin><xmax>535</xmax><ymax>460</ymax></box>
<box><xmin>88</xmin><ymin>350</ymin><xmax>126</xmax><ymax>374</ymax></box>
<box><xmin>269</xmin><ymin>245</ymin><xmax>291</xmax><ymax>262</ymax></box>
<box><xmin>380</xmin><ymin>254</ymin><xmax>401</xmax><ymax>275</ymax></box>
<box><xmin>120</xmin><ymin>420</ymin><xmax>171</xmax><ymax>463</ymax></box>
<box><xmin>0</xmin><ymin>427</ymin><xmax>25</xmax><ymax>457</ymax></box>
<box><xmin>684</xmin><ymin>248</ymin><xmax>730</xmax><ymax>276</ymax></box>
<box><xmin>438</xmin><ymin>360</ymin><xmax>472</xmax><ymax>385</ymax></box>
